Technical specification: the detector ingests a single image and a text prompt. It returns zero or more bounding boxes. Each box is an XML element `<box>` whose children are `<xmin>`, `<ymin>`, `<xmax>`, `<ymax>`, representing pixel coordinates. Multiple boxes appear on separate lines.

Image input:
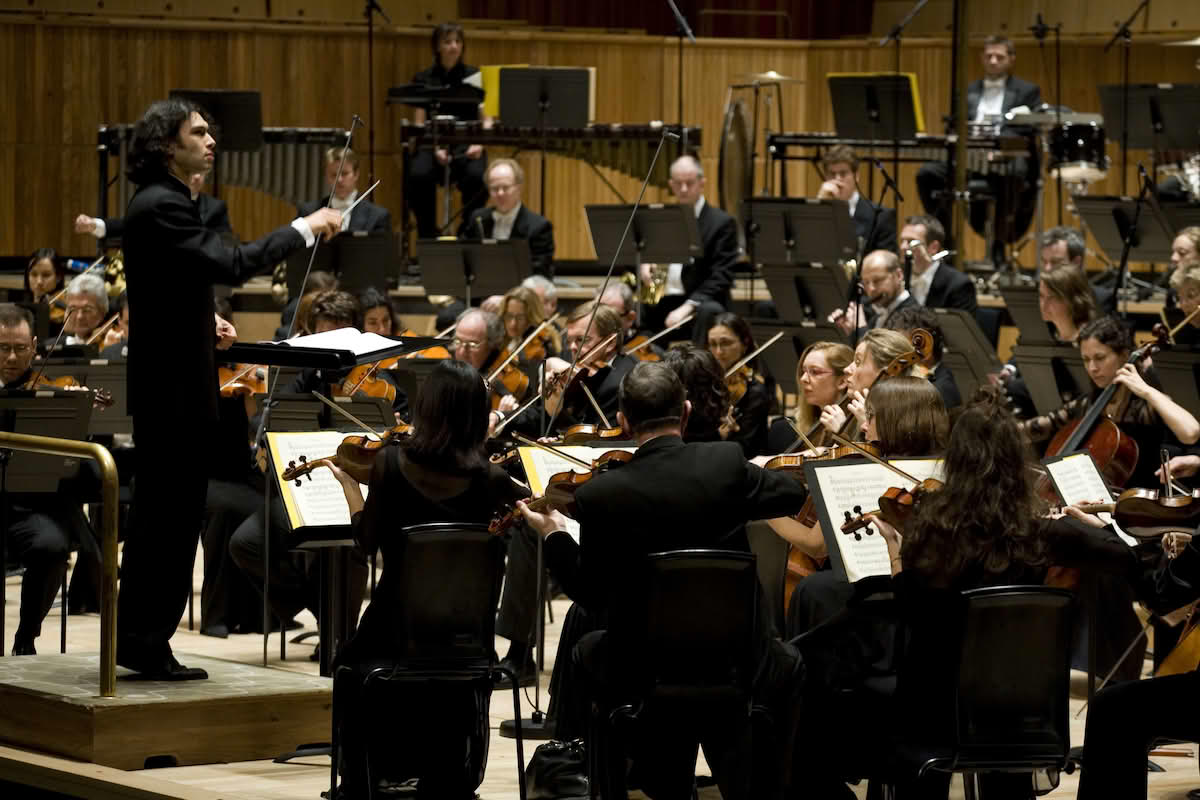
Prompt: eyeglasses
<box><xmin>708</xmin><ymin>338</ymin><xmax>741</xmax><ymax>351</ymax></box>
<box><xmin>451</xmin><ymin>338</ymin><xmax>485</xmax><ymax>351</ymax></box>
<box><xmin>67</xmin><ymin>304</ymin><xmax>101</xmax><ymax>316</ymax></box>
<box><xmin>502</xmin><ymin>312</ymin><xmax>527</xmax><ymax>322</ymax></box>
<box><xmin>0</xmin><ymin>344</ymin><xmax>31</xmax><ymax>356</ymax></box>
<box><xmin>800</xmin><ymin>367</ymin><xmax>834</xmax><ymax>378</ymax></box>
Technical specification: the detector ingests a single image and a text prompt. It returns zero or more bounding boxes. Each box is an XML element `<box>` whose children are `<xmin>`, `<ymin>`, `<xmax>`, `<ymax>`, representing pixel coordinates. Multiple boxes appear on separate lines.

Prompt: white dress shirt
<box><xmin>870</xmin><ymin>289</ymin><xmax>912</xmax><ymax>329</ymax></box>
<box><xmin>665</xmin><ymin>196</ymin><xmax>705</xmax><ymax>299</ymax></box>
<box><xmin>847</xmin><ymin>190</ymin><xmax>860</xmax><ymax>219</ymax></box>
<box><xmin>329</xmin><ymin>189</ymin><xmax>357</xmax><ymax>232</ymax></box>
<box><xmin>975</xmin><ymin>77</ymin><xmax>1007</xmax><ymax>123</ymax></box>
<box><xmin>909</xmin><ymin>261</ymin><xmax>940</xmax><ymax>307</ymax></box>
<box><xmin>492</xmin><ymin>203</ymin><xmax>521</xmax><ymax>241</ymax></box>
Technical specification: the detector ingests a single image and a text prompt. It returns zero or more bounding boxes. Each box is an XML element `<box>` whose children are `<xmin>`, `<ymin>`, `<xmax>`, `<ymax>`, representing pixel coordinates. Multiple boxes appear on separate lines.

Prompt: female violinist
<box><xmin>25</xmin><ymin>248</ymin><xmax>67</xmax><ymax>336</ymax></box>
<box><xmin>358</xmin><ymin>287</ymin><xmax>396</xmax><ymax>336</ymax></box>
<box><xmin>706</xmin><ymin>312</ymin><xmax>771</xmax><ymax>456</ymax></box>
<box><xmin>818</xmin><ymin>329</ymin><xmax>917</xmax><ymax>442</ymax></box>
<box><xmin>661</xmin><ymin>344</ymin><xmax>730</xmax><ymax>442</ymax></box>
<box><xmin>498</xmin><ymin>285</ymin><xmax>560</xmax><ymax>368</ymax></box>
<box><xmin>793</xmin><ymin>389</ymin><xmax>1137</xmax><ymax>799</ymax></box>
<box><xmin>311</xmin><ymin>359</ymin><xmax>527</xmax><ymax>798</ymax></box>
<box><xmin>1166</xmin><ymin>260</ymin><xmax>1200</xmax><ymax>348</ymax></box>
<box><xmin>766</xmin><ymin>341</ymin><xmax>852</xmax><ymax>453</ymax></box>
<box><xmin>1023</xmin><ymin>315</ymin><xmax>1200</xmax><ymax>488</ymax></box>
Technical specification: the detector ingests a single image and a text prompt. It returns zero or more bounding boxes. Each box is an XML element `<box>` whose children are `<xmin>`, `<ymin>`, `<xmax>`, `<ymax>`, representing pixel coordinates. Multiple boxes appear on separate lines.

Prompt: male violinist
<box><xmin>62</xmin><ymin>274</ymin><xmax>109</xmax><ymax>347</ymax></box>
<box><xmin>117</xmin><ymin>98</ymin><xmax>340</xmax><ymax>680</ymax></box>
<box><xmin>596</xmin><ymin>283</ymin><xmax>664</xmax><ymax>360</ymax></box>
<box><xmin>517</xmin><ymin>361</ymin><xmax>807</xmax><ymax>798</ymax></box>
<box><xmin>542</xmin><ymin>302</ymin><xmax>637</xmax><ymax>431</ymax></box>
<box><xmin>0</xmin><ymin>304</ymin><xmax>92</xmax><ymax>655</ymax></box>
<box><xmin>449</xmin><ymin>308</ymin><xmax>520</xmax><ymax>433</ymax></box>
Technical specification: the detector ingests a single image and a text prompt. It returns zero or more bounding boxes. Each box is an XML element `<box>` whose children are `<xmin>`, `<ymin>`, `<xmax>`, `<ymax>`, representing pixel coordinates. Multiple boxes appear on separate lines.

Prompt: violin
<box><xmin>840</xmin><ymin>478</ymin><xmax>946</xmax><ymax>540</ymax></box>
<box><xmin>337</xmin><ymin>358</ymin><xmax>399</xmax><ymax>404</ymax></box>
<box><xmin>621</xmin><ymin>311</ymin><xmax>694</xmax><ymax>361</ymax></box>
<box><xmin>543</xmin><ymin>333</ymin><xmax>620</xmax><ymax>399</ymax></box>
<box><xmin>219</xmin><ymin>363</ymin><xmax>268</xmax><ymax>398</ymax></box>
<box><xmin>281</xmin><ymin>424</ymin><xmax>413</xmax><ymax>486</ymax></box>
<box><xmin>27</xmin><ymin>373</ymin><xmax>113</xmax><ymax>409</ymax></box>
<box><xmin>559</xmin><ymin>424</ymin><xmax>627</xmax><ymax>445</ymax></box>
<box><xmin>763</xmin><ymin>441</ymin><xmax>885</xmax><ymax>487</ymax></box>
<box><xmin>1053</xmin><ymin>488</ymin><xmax>1200</xmax><ymax>540</ymax></box>
<box><xmin>489</xmin><ymin>448</ymin><xmax>634</xmax><ymax>534</ymax></box>
<box><xmin>397</xmin><ymin>328</ymin><xmax>451</xmax><ymax>360</ymax></box>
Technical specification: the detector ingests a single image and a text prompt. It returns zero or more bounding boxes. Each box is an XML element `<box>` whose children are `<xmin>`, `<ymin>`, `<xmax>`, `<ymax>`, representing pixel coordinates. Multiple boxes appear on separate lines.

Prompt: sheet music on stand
<box><xmin>83</xmin><ymin>361</ymin><xmax>132</xmax><ymax>436</ymax></box>
<box><xmin>1042</xmin><ymin>451</ymin><xmax>1137</xmax><ymax>547</ymax></box>
<box><xmin>1074</xmin><ymin>195</ymin><xmax>1175</xmax><ymax>264</ymax></box>
<box><xmin>285</xmin><ymin>232</ymin><xmax>394</xmax><ymax>299</ymax></box>
<box><xmin>999</xmin><ymin>287</ymin><xmax>1057</xmax><ymax>347</ymax></box>
<box><xmin>585</xmin><ymin>204</ymin><xmax>701</xmax><ymax>266</ymax></box>
<box><xmin>0</xmin><ymin>394</ymin><xmax>94</xmax><ymax>493</ymax></box>
<box><xmin>265</xmin><ymin>431</ymin><xmax>370</xmax><ymax>548</ymax></box>
<box><xmin>805</xmin><ymin>457</ymin><xmax>944</xmax><ymax>583</ymax></box>
<box><xmin>517</xmin><ymin>445</ymin><xmax>637</xmax><ymax>545</ymax></box>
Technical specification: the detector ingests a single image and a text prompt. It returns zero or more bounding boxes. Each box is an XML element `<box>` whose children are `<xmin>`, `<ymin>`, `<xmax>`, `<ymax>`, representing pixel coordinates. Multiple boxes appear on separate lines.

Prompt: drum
<box><xmin>1048</xmin><ymin>123</ymin><xmax>1109</xmax><ymax>184</ymax></box>
<box><xmin>718</xmin><ymin>98</ymin><xmax>753</xmax><ymax>217</ymax></box>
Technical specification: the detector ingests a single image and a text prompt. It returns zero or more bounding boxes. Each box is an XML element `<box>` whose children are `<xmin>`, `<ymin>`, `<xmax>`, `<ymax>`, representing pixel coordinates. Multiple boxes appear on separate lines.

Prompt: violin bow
<box><xmin>544</xmin><ymin>332</ymin><xmax>619</xmax><ymax>399</ymax></box>
<box><xmin>622</xmin><ymin>311</ymin><xmax>694</xmax><ymax>356</ymax></box>
<box><xmin>579</xmin><ymin>382</ymin><xmax>611</xmax><ymax>429</ymax></box>
<box><xmin>46</xmin><ymin>255</ymin><xmax>107</xmax><ymax>309</ymax></box>
<box><xmin>488</xmin><ymin>315</ymin><xmax>557</xmax><ymax>383</ymax></box>
<box><xmin>782</xmin><ymin>416</ymin><xmax>820</xmax><ymax>454</ymax></box>
<box><xmin>510</xmin><ymin>432</ymin><xmax>592</xmax><ymax>470</ymax></box>
<box><xmin>724</xmin><ymin>331</ymin><xmax>784</xmax><ymax>378</ymax></box>
<box><xmin>1168</xmin><ymin>305</ymin><xmax>1200</xmax><ymax>343</ymax></box>
<box><xmin>492</xmin><ymin>391</ymin><xmax>543</xmax><ymax>437</ymax></box>
<box><xmin>309</xmin><ymin>390</ymin><xmax>381</xmax><ymax>437</ymax></box>
<box><xmin>27</xmin><ymin>308</ymin><xmax>76</xmax><ymax>388</ymax></box>
<box><xmin>84</xmin><ymin>311</ymin><xmax>122</xmax><ymax>346</ymax></box>
<box><xmin>404</xmin><ymin>321</ymin><xmax>457</xmax><ymax>359</ymax></box>
<box><xmin>542</xmin><ymin>127</ymin><xmax>678</xmax><ymax>437</ymax></box>
<box><xmin>345</xmin><ymin>358</ymin><xmax>388</xmax><ymax>397</ymax></box>
<box><xmin>827</xmin><ymin>431</ymin><xmax>921</xmax><ymax>485</ymax></box>
<box><xmin>220</xmin><ymin>363</ymin><xmax>259</xmax><ymax>392</ymax></box>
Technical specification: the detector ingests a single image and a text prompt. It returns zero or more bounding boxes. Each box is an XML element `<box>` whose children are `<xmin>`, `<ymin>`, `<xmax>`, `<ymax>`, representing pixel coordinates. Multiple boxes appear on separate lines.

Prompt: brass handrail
<box><xmin>0</xmin><ymin>431</ymin><xmax>118</xmax><ymax>697</ymax></box>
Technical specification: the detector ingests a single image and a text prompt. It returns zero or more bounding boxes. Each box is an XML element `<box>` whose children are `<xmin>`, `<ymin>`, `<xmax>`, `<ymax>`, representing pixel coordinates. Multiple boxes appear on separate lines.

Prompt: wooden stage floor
<box><xmin>1</xmin><ymin>552</ymin><xmax>1198</xmax><ymax>799</ymax></box>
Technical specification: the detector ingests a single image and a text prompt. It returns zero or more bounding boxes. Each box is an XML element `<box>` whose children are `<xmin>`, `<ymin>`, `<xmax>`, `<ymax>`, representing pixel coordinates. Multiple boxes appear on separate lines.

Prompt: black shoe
<box><xmin>200</xmin><ymin>624</ymin><xmax>229</xmax><ymax>639</ymax></box>
<box><xmin>12</xmin><ymin>637</ymin><xmax>35</xmax><ymax>656</ymax></box>
<box><xmin>118</xmin><ymin>647</ymin><xmax>208</xmax><ymax>681</ymax></box>
<box><xmin>494</xmin><ymin>658</ymin><xmax>537</xmax><ymax>690</ymax></box>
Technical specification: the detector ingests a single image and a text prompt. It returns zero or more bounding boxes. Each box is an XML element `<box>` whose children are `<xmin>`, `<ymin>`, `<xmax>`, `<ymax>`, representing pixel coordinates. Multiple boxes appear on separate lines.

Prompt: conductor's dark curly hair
<box><xmin>126</xmin><ymin>99</ymin><xmax>214</xmax><ymax>186</ymax></box>
<box><xmin>901</xmin><ymin>386</ymin><xmax>1051</xmax><ymax>586</ymax></box>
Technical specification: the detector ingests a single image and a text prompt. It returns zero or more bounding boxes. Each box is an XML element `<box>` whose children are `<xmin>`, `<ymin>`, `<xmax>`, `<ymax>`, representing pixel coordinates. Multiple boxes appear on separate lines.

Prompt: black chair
<box><xmin>877</xmin><ymin>585</ymin><xmax>1075</xmax><ymax>800</ymax></box>
<box><xmin>329</xmin><ymin>523</ymin><xmax>527</xmax><ymax>800</ymax></box>
<box><xmin>586</xmin><ymin>549</ymin><xmax>776</xmax><ymax>800</ymax></box>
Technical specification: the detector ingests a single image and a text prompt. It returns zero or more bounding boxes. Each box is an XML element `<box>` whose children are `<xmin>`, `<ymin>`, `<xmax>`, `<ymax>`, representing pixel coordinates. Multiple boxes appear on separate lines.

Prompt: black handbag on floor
<box><xmin>526</xmin><ymin>739</ymin><xmax>588</xmax><ymax>800</ymax></box>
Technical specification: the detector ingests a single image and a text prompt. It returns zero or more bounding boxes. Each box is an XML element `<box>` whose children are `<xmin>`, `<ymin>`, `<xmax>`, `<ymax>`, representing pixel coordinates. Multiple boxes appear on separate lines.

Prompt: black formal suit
<box><xmin>864</xmin><ymin>292</ymin><xmax>919</xmax><ymax>330</ymax></box>
<box><xmin>102</xmin><ymin>193</ymin><xmax>232</xmax><ymax>240</ymax></box>
<box><xmin>920</xmin><ymin>263</ymin><xmax>977</xmax><ymax>314</ymax></box>
<box><xmin>459</xmin><ymin>204</ymin><xmax>556</xmax><ymax>277</ymax></box>
<box><xmin>297</xmin><ymin>197</ymin><xmax>391</xmax><ymax>235</ymax></box>
<box><xmin>118</xmin><ymin>174</ymin><xmax>308</xmax><ymax>672</ymax></box>
<box><xmin>851</xmin><ymin>195</ymin><xmax>898</xmax><ymax>257</ymax></box>
<box><xmin>965</xmin><ymin>75</ymin><xmax>1042</xmax><ymax>123</ymax></box>
<box><xmin>553</xmin><ymin>352</ymin><xmax>638</xmax><ymax>431</ymax></box>
<box><xmin>928</xmin><ymin>362</ymin><xmax>962</xmax><ymax>410</ymax></box>
<box><xmin>542</xmin><ymin>435</ymin><xmax>807</xmax><ymax>798</ymax></box>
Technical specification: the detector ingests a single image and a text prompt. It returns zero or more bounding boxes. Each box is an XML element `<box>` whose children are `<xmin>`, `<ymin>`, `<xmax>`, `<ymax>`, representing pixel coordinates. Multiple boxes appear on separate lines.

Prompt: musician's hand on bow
<box><xmin>517</xmin><ymin>499</ymin><xmax>570</xmax><ymax>538</ymax></box>
<box><xmin>214</xmin><ymin>314</ymin><xmax>237</xmax><ymax>350</ymax></box>
<box><xmin>848</xmin><ymin>389</ymin><xmax>870</xmax><ymax>427</ymax></box>
<box><xmin>498</xmin><ymin>394</ymin><xmax>519</xmax><ymax>414</ymax></box>
<box><xmin>102</xmin><ymin>326</ymin><xmax>124</xmax><ymax>349</ymax></box>
<box><xmin>304</xmin><ymin>207</ymin><xmax>343</xmax><ymax>241</ymax></box>
<box><xmin>665</xmin><ymin>303</ymin><xmax>693</xmax><ymax>329</ymax></box>
<box><xmin>465</xmin><ymin>144</ymin><xmax>483</xmax><ymax>160</ymax></box>
<box><xmin>1112</xmin><ymin>363</ymin><xmax>1152</xmax><ymax>399</ymax></box>
<box><xmin>819</xmin><ymin>402</ymin><xmax>847</xmax><ymax>433</ymax></box>
<box><xmin>1159</xmin><ymin>455</ymin><xmax>1200</xmax><ymax>483</ymax></box>
<box><xmin>74</xmin><ymin>214</ymin><xmax>98</xmax><ymax>235</ymax></box>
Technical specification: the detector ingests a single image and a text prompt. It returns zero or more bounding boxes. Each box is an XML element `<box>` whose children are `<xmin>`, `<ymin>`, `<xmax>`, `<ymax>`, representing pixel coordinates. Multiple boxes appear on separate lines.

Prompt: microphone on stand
<box><xmin>1029</xmin><ymin>13</ymin><xmax>1049</xmax><ymax>41</ymax></box>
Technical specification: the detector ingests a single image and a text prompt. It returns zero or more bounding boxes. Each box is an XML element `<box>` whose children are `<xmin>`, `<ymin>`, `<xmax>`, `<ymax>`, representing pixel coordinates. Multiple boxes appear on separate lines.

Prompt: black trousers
<box><xmin>202</xmin><ymin>478</ymin><xmax>265</xmax><ymax>633</ymax></box>
<box><xmin>228</xmin><ymin>498</ymin><xmax>368</xmax><ymax>628</ymax></box>
<box><xmin>6</xmin><ymin>505</ymin><xmax>72</xmax><ymax>645</ymax></box>
<box><xmin>495</xmin><ymin>522</ymin><xmax>539</xmax><ymax>648</ymax></box>
<box><xmin>406</xmin><ymin>150</ymin><xmax>488</xmax><ymax>239</ymax></box>
<box><xmin>1077</xmin><ymin>669</ymin><xmax>1200</xmax><ymax>800</ymax></box>
<box><xmin>116</xmin><ymin>412</ymin><xmax>210</xmax><ymax>662</ymax></box>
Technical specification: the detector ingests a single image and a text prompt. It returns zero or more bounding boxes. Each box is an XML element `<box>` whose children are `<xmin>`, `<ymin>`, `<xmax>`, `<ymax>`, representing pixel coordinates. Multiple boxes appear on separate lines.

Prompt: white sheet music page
<box><xmin>1044</xmin><ymin>452</ymin><xmax>1137</xmax><ymax>546</ymax></box>
<box><xmin>517</xmin><ymin>445</ymin><xmax>636</xmax><ymax>545</ymax></box>
<box><xmin>266</xmin><ymin>431</ymin><xmax>371</xmax><ymax>530</ymax></box>
<box><xmin>276</xmin><ymin>328</ymin><xmax>400</xmax><ymax>357</ymax></box>
<box><xmin>812</xmin><ymin>458</ymin><xmax>944</xmax><ymax>583</ymax></box>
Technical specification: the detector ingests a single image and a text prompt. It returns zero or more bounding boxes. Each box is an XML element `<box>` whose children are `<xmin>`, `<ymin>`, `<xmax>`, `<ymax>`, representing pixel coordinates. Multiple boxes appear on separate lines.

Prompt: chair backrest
<box><xmin>392</xmin><ymin>522</ymin><xmax>506</xmax><ymax>666</ymax></box>
<box><xmin>745</xmin><ymin>519</ymin><xmax>788</xmax><ymax>634</ymax></box>
<box><xmin>951</xmin><ymin>585</ymin><xmax>1075</xmax><ymax>767</ymax></box>
<box><xmin>610</xmin><ymin>549</ymin><xmax>759</xmax><ymax>699</ymax></box>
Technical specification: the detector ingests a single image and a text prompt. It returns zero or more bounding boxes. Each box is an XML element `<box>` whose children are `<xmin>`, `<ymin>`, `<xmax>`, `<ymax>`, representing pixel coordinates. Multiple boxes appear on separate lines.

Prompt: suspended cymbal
<box><xmin>737</xmin><ymin>70</ymin><xmax>804</xmax><ymax>83</ymax></box>
<box><xmin>1164</xmin><ymin>35</ymin><xmax>1200</xmax><ymax>46</ymax></box>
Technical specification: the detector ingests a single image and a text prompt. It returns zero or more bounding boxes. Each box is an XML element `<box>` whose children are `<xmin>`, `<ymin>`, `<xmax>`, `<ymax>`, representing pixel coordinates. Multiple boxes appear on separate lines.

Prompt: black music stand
<box><xmin>168</xmin><ymin>89</ymin><xmax>263</xmax><ymax>197</ymax></box>
<box><xmin>1010</xmin><ymin>344</ymin><xmax>1090</xmax><ymax>418</ymax></box>
<box><xmin>82</xmin><ymin>362</ymin><xmax>132</xmax><ymax>436</ymax></box>
<box><xmin>14</xmin><ymin>303</ymin><xmax>49</xmax><ymax>344</ymax></box>
<box><xmin>0</xmin><ymin>393</ymin><xmax>93</xmax><ymax>654</ymax></box>
<box><xmin>1161</xmin><ymin>202</ymin><xmax>1200</xmax><ymax>235</ymax></box>
<box><xmin>748</xmin><ymin>321</ymin><xmax>843</xmax><ymax>398</ymax></box>
<box><xmin>1074</xmin><ymin>195</ymin><xmax>1175</xmax><ymax>264</ymax></box>
<box><xmin>1098</xmin><ymin>84</ymin><xmax>1200</xmax><ymax>179</ymax></box>
<box><xmin>1147</xmin><ymin>350</ymin><xmax>1200</xmax><ymax>421</ymax></box>
<box><xmin>934</xmin><ymin>308</ymin><xmax>1002</xmax><ymax>400</ymax></box>
<box><xmin>999</xmin><ymin>286</ymin><xmax>1057</xmax><ymax>347</ymax></box>
<box><xmin>385</xmin><ymin>358</ymin><xmax>443</xmax><ymax>407</ymax></box>
<box><xmin>284</xmin><ymin>232</ymin><xmax>394</xmax><ymax>298</ymax></box>
<box><xmin>585</xmin><ymin>203</ymin><xmax>701</xmax><ymax>325</ymax></box>
<box><xmin>418</xmin><ymin>239</ymin><xmax>533</xmax><ymax>306</ymax></box>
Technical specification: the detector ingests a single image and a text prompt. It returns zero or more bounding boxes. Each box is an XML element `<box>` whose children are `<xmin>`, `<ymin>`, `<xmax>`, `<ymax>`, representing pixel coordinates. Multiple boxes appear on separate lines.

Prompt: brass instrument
<box><xmin>622</xmin><ymin>264</ymin><xmax>670</xmax><ymax>306</ymax></box>
<box><xmin>1161</xmin><ymin>153</ymin><xmax>1200</xmax><ymax>203</ymax></box>
<box><xmin>103</xmin><ymin>250</ymin><xmax>126</xmax><ymax>299</ymax></box>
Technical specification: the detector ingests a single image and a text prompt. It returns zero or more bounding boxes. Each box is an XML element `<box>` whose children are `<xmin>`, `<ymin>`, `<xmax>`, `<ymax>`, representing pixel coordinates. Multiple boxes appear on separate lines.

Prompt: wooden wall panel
<box><xmin>2</xmin><ymin>15</ymin><xmax>1200</xmax><ymax>271</ymax></box>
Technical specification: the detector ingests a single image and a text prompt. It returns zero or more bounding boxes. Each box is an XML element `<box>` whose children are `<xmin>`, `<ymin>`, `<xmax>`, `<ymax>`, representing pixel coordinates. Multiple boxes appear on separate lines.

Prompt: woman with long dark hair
<box><xmin>661</xmin><ymin>343</ymin><xmax>730</xmax><ymax>442</ymax></box>
<box><xmin>706</xmin><ymin>311</ymin><xmax>772</xmax><ymax>456</ymax></box>
<box><xmin>319</xmin><ymin>359</ymin><xmax>527</xmax><ymax>799</ymax></box>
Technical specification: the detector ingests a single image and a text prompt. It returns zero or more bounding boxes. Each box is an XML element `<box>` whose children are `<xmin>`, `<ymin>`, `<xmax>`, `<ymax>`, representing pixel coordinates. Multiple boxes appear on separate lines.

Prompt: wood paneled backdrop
<box><xmin>2</xmin><ymin>12</ymin><xmax>1199</xmax><ymax>269</ymax></box>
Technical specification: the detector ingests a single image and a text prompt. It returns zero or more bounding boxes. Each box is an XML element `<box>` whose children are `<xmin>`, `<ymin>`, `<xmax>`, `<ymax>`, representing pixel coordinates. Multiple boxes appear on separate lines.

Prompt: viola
<box><xmin>839</xmin><ymin>478</ymin><xmax>946</xmax><ymax>540</ymax></box>
<box><xmin>1054</xmin><ymin>488</ymin><xmax>1200</xmax><ymax>539</ymax></box>
<box><xmin>281</xmin><ymin>424</ymin><xmax>413</xmax><ymax>486</ymax></box>
<box><xmin>763</xmin><ymin>442</ymin><xmax>884</xmax><ymax>487</ymax></box>
<box><xmin>397</xmin><ymin>328</ymin><xmax>451</xmax><ymax>360</ymax></box>
<box><xmin>219</xmin><ymin>363</ymin><xmax>268</xmax><ymax>398</ymax></box>
<box><xmin>622</xmin><ymin>334</ymin><xmax>662</xmax><ymax>362</ymax></box>
<box><xmin>559</xmin><ymin>424</ymin><xmax>626</xmax><ymax>445</ymax></box>
<box><xmin>27</xmin><ymin>373</ymin><xmax>113</xmax><ymax>409</ymax></box>
<box><xmin>490</xmin><ymin>448</ymin><xmax>634</xmax><ymax>534</ymax></box>
<box><xmin>337</xmin><ymin>358</ymin><xmax>399</xmax><ymax>403</ymax></box>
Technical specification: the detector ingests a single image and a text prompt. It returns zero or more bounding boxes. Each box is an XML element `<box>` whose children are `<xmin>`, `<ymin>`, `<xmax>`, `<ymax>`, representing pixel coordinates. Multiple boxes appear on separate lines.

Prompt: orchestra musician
<box><xmin>830</xmin><ymin>250</ymin><xmax>918</xmax><ymax>336</ymax></box>
<box><xmin>62</xmin><ymin>273</ymin><xmax>109</xmax><ymax>346</ymax></box>
<box><xmin>522</xmin><ymin>274</ymin><xmax>559</xmax><ymax>321</ymax></box>
<box><xmin>407</xmin><ymin>21</ymin><xmax>489</xmax><ymax>240</ymax></box>
<box><xmin>1038</xmin><ymin>227</ymin><xmax>1117</xmax><ymax>311</ymax></box>
<box><xmin>596</xmin><ymin>283</ymin><xmax>664</xmax><ymax>361</ymax></box>
<box><xmin>817</xmin><ymin>144</ymin><xmax>897</xmax><ymax>256</ymax></box>
<box><xmin>98</xmin><ymin>292</ymin><xmax>129</xmax><ymax>360</ymax></box>
<box><xmin>819</xmin><ymin>329</ymin><xmax>919</xmax><ymax>441</ymax></box>
<box><xmin>542</xmin><ymin>302</ymin><xmax>637</xmax><ymax>430</ymax></box>
<box><xmin>661</xmin><ymin>344</ymin><xmax>730</xmax><ymax>442</ymax></box>
<box><xmin>116</xmin><ymin>97</ymin><xmax>340</xmax><ymax>680</ymax></box>
<box><xmin>75</xmin><ymin>172</ymin><xmax>232</xmax><ymax>241</ymax></box>
<box><xmin>0</xmin><ymin>304</ymin><xmax>93</xmax><ymax>655</ymax></box>
<box><xmin>275</xmin><ymin>270</ymin><xmax>338</xmax><ymax>341</ymax></box>
<box><xmin>886</xmin><ymin>306</ymin><xmax>962</xmax><ymax>411</ymax></box>
<box><xmin>358</xmin><ymin>287</ymin><xmax>396</xmax><ymax>336</ymax></box>
<box><xmin>459</xmin><ymin>158</ymin><xmax>555</xmax><ymax>277</ymax></box>
<box><xmin>297</xmin><ymin>147</ymin><xmax>391</xmax><ymax>234</ymax></box>
<box><xmin>498</xmin><ymin>285</ymin><xmax>560</xmax><ymax>368</ymax></box>
<box><xmin>766</xmin><ymin>341</ymin><xmax>853</xmax><ymax>454</ymax></box>
<box><xmin>518</xmin><ymin>362</ymin><xmax>807</xmax><ymax>799</ymax></box>
<box><xmin>24</xmin><ymin>248</ymin><xmax>66</xmax><ymax>337</ymax></box>
<box><xmin>793</xmin><ymin>389</ymin><xmax>1133</xmax><ymax>799</ymax></box>
<box><xmin>899</xmin><ymin>214</ymin><xmax>977</xmax><ymax>314</ymax></box>
<box><xmin>706</xmin><ymin>312</ymin><xmax>770</xmax><ymax>457</ymax></box>
<box><xmin>1171</xmin><ymin>226</ymin><xmax>1200</xmax><ymax>271</ymax></box>
<box><xmin>313</xmin><ymin>359</ymin><xmax>528</xmax><ymax>799</ymax></box>
<box><xmin>638</xmin><ymin>155</ymin><xmax>738</xmax><ymax>345</ymax></box>
<box><xmin>915</xmin><ymin>35</ymin><xmax>1041</xmax><ymax>256</ymax></box>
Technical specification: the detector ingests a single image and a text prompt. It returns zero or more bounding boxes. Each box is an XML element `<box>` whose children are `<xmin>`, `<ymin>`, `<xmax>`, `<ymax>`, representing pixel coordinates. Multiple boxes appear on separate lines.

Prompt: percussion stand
<box><xmin>880</xmin><ymin>0</ymin><xmax>929</xmax><ymax>218</ymax></box>
<box><xmin>1104</xmin><ymin>0</ymin><xmax>1150</xmax><ymax>196</ymax></box>
<box><xmin>362</xmin><ymin>0</ymin><xmax>391</xmax><ymax>187</ymax></box>
<box><xmin>666</xmin><ymin>0</ymin><xmax>696</xmax><ymax>140</ymax></box>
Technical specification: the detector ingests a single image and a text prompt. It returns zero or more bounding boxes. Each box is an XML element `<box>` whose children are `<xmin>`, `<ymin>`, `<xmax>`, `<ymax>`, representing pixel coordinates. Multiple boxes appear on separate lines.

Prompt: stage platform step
<box><xmin>0</xmin><ymin>653</ymin><xmax>330</xmax><ymax>771</ymax></box>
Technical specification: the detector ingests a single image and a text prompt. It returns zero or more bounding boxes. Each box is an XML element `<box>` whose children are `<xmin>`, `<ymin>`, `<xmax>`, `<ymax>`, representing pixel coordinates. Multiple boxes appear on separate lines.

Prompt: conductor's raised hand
<box><xmin>74</xmin><ymin>214</ymin><xmax>98</xmax><ymax>235</ymax></box>
<box><xmin>214</xmin><ymin>314</ymin><xmax>237</xmax><ymax>350</ymax></box>
<box><xmin>304</xmin><ymin>207</ymin><xmax>343</xmax><ymax>241</ymax></box>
